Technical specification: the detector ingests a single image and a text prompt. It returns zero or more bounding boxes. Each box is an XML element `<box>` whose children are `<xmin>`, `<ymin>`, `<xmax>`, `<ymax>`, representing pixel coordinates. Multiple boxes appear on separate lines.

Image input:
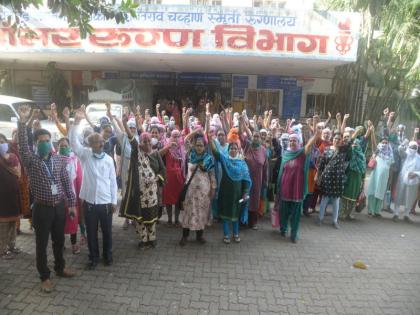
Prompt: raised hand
<box><xmin>343</xmin><ymin>113</ymin><xmax>350</xmax><ymax>120</ymax></box>
<box><xmin>50</xmin><ymin>103</ymin><xmax>57</xmax><ymax>120</ymax></box>
<box><xmin>268</xmin><ymin>110</ymin><xmax>272</xmax><ymax>116</ymax></box>
<box><xmin>80</xmin><ymin>104</ymin><xmax>87</xmax><ymax>116</ymax></box>
<box><xmin>156</xmin><ymin>103</ymin><xmax>161</xmax><ymax>111</ymax></box>
<box><xmin>18</xmin><ymin>105</ymin><xmax>31</xmax><ymax>123</ymax></box>
<box><xmin>74</xmin><ymin>109</ymin><xmax>85</xmax><ymax>125</ymax></box>
<box><xmin>383</xmin><ymin>108</ymin><xmax>389</xmax><ymax>116</ymax></box>
<box><xmin>328</xmin><ymin>111</ymin><xmax>331</xmax><ymax>119</ymax></box>
<box><xmin>105</xmin><ymin>102</ymin><xmax>112</xmax><ymax>118</ymax></box>
<box><xmin>336</xmin><ymin>113</ymin><xmax>341</xmax><ymax>120</ymax></box>
<box><xmin>62</xmin><ymin>107</ymin><xmax>70</xmax><ymax>120</ymax></box>
<box><xmin>135</xmin><ymin>105</ymin><xmax>141</xmax><ymax>115</ymax></box>
<box><xmin>367</xmin><ymin>120</ymin><xmax>373</xmax><ymax>127</ymax></box>
<box><xmin>389</xmin><ymin>112</ymin><xmax>395</xmax><ymax>118</ymax></box>
<box><xmin>414</xmin><ymin>127</ymin><xmax>419</xmax><ymax>134</ymax></box>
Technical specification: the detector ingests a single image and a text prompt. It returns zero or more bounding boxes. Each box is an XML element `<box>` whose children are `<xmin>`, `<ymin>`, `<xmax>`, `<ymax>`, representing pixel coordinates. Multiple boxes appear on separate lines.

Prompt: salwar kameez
<box><xmin>366</xmin><ymin>155</ymin><xmax>393</xmax><ymax>215</ymax></box>
<box><xmin>277</xmin><ymin>149</ymin><xmax>310</xmax><ymax>242</ymax></box>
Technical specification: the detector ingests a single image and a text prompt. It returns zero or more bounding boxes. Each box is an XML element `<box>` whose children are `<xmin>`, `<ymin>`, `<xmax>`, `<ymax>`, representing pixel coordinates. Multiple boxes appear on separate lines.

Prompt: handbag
<box><xmin>270</xmin><ymin>208</ymin><xmax>280</xmax><ymax>228</ymax></box>
<box><xmin>355</xmin><ymin>191</ymin><xmax>366</xmax><ymax>213</ymax></box>
<box><xmin>178</xmin><ymin>165</ymin><xmax>199</xmax><ymax>205</ymax></box>
<box><xmin>368</xmin><ymin>156</ymin><xmax>376</xmax><ymax>169</ymax></box>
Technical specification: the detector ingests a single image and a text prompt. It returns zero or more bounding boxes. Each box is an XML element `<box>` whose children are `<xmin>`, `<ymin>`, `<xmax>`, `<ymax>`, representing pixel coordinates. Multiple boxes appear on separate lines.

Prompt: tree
<box><xmin>315</xmin><ymin>0</ymin><xmax>420</xmax><ymax>126</ymax></box>
<box><xmin>0</xmin><ymin>0</ymin><xmax>138</xmax><ymax>38</ymax></box>
<box><xmin>44</xmin><ymin>62</ymin><xmax>69</xmax><ymax>116</ymax></box>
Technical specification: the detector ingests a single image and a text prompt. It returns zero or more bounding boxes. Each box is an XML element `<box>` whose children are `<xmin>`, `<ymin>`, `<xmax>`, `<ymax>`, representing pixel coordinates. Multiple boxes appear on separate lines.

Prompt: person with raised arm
<box><xmin>120</xmin><ymin>115</ymin><xmax>166</xmax><ymax>249</ymax></box>
<box><xmin>17</xmin><ymin>105</ymin><xmax>77</xmax><ymax>293</ymax></box>
<box><xmin>69</xmin><ymin>109</ymin><xmax>117</xmax><ymax>270</ymax></box>
<box><xmin>239</xmin><ymin>114</ymin><xmax>268</xmax><ymax>230</ymax></box>
<box><xmin>277</xmin><ymin>122</ymin><xmax>322</xmax><ymax>243</ymax></box>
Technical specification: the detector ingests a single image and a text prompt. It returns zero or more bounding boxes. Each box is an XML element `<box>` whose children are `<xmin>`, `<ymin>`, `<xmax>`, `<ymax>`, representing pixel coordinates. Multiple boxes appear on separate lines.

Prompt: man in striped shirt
<box><xmin>17</xmin><ymin>106</ymin><xmax>77</xmax><ymax>293</ymax></box>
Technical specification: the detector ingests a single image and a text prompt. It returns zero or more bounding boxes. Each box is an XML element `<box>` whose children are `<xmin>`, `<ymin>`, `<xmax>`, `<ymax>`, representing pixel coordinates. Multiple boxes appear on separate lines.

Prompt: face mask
<box><xmin>169</xmin><ymin>121</ymin><xmax>175</xmax><ymax>128</ymax></box>
<box><xmin>59</xmin><ymin>147</ymin><xmax>71</xmax><ymax>157</ymax></box>
<box><xmin>377</xmin><ymin>143</ymin><xmax>385</xmax><ymax>151</ymax></box>
<box><xmin>408</xmin><ymin>148</ymin><xmax>417</xmax><ymax>156</ymax></box>
<box><xmin>37</xmin><ymin>141</ymin><xmax>52</xmax><ymax>158</ymax></box>
<box><xmin>151</xmin><ymin>138</ymin><xmax>158</xmax><ymax>146</ymax></box>
<box><xmin>0</xmin><ymin>143</ymin><xmax>8</xmax><ymax>155</ymax></box>
<box><xmin>93</xmin><ymin>152</ymin><xmax>105</xmax><ymax>159</ymax></box>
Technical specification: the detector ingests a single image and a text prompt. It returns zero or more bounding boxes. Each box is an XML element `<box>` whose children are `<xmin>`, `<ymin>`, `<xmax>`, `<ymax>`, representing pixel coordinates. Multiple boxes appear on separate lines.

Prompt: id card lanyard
<box><xmin>42</xmin><ymin>159</ymin><xmax>58</xmax><ymax>195</ymax></box>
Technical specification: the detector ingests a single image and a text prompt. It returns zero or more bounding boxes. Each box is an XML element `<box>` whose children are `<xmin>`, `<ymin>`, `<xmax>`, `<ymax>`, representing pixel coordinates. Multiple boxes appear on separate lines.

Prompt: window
<box><xmin>0</xmin><ymin>104</ymin><xmax>17</xmax><ymax>122</ymax></box>
<box><xmin>211</xmin><ymin>0</ymin><xmax>222</xmax><ymax>5</ymax></box>
<box><xmin>253</xmin><ymin>0</ymin><xmax>263</xmax><ymax>7</ymax></box>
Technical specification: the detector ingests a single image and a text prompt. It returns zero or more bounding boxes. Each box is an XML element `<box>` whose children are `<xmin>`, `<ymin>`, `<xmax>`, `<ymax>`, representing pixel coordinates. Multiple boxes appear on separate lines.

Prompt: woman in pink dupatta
<box><xmin>57</xmin><ymin>138</ymin><xmax>83</xmax><ymax>254</ymax></box>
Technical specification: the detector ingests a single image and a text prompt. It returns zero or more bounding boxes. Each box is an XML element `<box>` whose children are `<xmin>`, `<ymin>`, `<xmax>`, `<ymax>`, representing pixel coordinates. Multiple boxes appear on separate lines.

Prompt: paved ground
<box><xmin>1</xmin><ymin>207</ymin><xmax>420</xmax><ymax>315</ymax></box>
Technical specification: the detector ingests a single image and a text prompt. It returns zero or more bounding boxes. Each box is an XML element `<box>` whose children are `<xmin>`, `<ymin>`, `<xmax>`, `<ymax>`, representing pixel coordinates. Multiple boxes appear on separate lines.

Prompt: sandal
<box><xmin>72</xmin><ymin>244</ymin><xmax>80</xmax><ymax>255</ymax></box>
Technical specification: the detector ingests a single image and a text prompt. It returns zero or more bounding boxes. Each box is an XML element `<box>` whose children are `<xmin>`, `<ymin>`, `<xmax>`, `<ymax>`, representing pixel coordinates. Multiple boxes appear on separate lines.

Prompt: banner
<box><xmin>0</xmin><ymin>5</ymin><xmax>360</xmax><ymax>61</ymax></box>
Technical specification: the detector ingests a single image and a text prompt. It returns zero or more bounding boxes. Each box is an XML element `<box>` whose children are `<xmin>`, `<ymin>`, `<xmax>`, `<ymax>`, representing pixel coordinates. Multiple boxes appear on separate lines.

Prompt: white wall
<box><xmin>161</xmin><ymin>0</ymin><xmax>190</xmax><ymax>4</ymax></box>
<box><xmin>304</xmin><ymin>78</ymin><xmax>332</xmax><ymax>94</ymax></box>
<box><xmin>223</xmin><ymin>0</ymin><xmax>252</xmax><ymax>7</ymax></box>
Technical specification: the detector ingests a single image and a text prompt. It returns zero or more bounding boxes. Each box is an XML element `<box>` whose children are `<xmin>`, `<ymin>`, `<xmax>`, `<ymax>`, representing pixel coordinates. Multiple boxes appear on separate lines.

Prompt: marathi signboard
<box><xmin>0</xmin><ymin>5</ymin><xmax>360</xmax><ymax>61</ymax></box>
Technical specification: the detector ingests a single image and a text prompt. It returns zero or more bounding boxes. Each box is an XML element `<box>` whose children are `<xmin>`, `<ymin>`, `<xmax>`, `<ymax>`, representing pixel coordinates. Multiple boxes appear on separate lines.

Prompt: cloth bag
<box><xmin>270</xmin><ymin>208</ymin><xmax>280</xmax><ymax>228</ymax></box>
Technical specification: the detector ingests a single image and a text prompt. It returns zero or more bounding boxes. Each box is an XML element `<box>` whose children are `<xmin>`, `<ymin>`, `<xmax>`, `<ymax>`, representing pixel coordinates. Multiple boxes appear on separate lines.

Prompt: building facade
<box><xmin>0</xmin><ymin>1</ymin><xmax>359</xmax><ymax>117</ymax></box>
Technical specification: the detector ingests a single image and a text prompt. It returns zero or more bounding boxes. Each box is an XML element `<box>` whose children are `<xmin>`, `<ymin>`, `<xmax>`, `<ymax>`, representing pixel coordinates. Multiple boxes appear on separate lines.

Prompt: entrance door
<box><xmin>247</xmin><ymin>89</ymin><xmax>280</xmax><ymax>116</ymax></box>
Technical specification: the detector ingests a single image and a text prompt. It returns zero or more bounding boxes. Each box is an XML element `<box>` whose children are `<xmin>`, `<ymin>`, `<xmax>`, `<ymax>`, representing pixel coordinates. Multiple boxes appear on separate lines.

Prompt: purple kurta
<box><xmin>281</xmin><ymin>153</ymin><xmax>306</xmax><ymax>202</ymax></box>
<box><xmin>242</xmin><ymin>138</ymin><xmax>268</xmax><ymax>213</ymax></box>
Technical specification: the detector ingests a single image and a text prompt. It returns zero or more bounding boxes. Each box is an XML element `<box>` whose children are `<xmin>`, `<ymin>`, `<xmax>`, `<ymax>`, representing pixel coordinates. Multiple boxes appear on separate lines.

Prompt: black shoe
<box><xmin>138</xmin><ymin>242</ymin><xmax>145</xmax><ymax>249</ymax></box>
<box><xmin>197</xmin><ymin>237</ymin><xmax>206</xmax><ymax>244</ymax></box>
<box><xmin>104</xmin><ymin>259</ymin><xmax>113</xmax><ymax>266</ymax></box>
<box><xmin>280</xmin><ymin>231</ymin><xmax>286</xmax><ymax>237</ymax></box>
<box><xmin>303</xmin><ymin>211</ymin><xmax>311</xmax><ymax>217</ymax></box>
<box><xmin>179</xmin><ymin>237</ymin><xmax>187</xmax><ymax>247</ymax></box>
<box><xmin>86</xmin><ymin>262</ymin><xmax>97</xmax><ymax>270</ymax></box>
<box><xmin>291</xmin><ymin>238</ymin><xmax>297</xmax><ymax>244</ymax></box>
<box><xmin>149</xmin><ymin>241</ymin><xmax>156</xmax><ymax>248</ymax></box>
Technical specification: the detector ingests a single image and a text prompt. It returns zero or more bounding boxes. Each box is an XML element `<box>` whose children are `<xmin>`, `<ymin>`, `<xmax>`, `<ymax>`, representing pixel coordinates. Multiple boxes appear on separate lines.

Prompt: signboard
<box><xmin>282</xmin><ymin>86</ymin><xmax>302</xmax><ymax>118</ymax></box>
<box><xmin>232</xmin><ymin>75</ymin><xmax>248</xmax><ymax>99</ymax></box>
<box><xmin>0</xmin><ymin>5</ymin><xmax>360</xmax><ymax>61</ymax></box>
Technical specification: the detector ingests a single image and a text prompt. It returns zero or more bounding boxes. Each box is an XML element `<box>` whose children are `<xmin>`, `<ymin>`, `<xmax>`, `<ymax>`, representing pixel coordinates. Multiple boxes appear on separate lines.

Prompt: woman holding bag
<box><xmin>179</xmin><ymin>131</ymin><xmax>216</xmax><ymax>246</ymax></box>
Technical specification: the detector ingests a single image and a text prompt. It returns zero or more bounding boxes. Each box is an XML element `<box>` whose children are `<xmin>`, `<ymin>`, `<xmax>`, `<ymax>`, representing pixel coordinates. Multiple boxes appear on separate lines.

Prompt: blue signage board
<box><xmin>282</xmin><ymin>86</ymin><xmax>302</xmax><ymax>118</ymax></box>
<box><xmin>178</xmin><ymin>72</ymin><xmax>222</xmax><ymax>81</ymax></box>
<box><xmin>233</xmin><ymin>75</ymin><xmax>249</xmax><ymax>99</ymax></box>
<box><xmin>257</xmin><ymin>75</ymin><xmax>296</xmax><ymax>89</ymax></box>
<box><xmin>129</xmin><ymin>71</ymin><xmax>175</xmax><ymax>80</ymax></box>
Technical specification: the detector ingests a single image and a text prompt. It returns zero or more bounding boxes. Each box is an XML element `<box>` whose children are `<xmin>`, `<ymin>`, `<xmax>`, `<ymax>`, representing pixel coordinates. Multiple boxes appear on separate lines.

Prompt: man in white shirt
<box><xmin>69</xmin><ymin>109</ymin><xmax>118</xmax><ymax>270</ymax></box>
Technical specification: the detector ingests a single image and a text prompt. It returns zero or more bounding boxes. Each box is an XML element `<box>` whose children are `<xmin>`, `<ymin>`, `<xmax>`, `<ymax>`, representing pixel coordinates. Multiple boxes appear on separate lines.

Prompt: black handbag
<box><xmin>178</xmin><ymin>165</ymin><xmax>199</xmax><ymax>205</ymax></box>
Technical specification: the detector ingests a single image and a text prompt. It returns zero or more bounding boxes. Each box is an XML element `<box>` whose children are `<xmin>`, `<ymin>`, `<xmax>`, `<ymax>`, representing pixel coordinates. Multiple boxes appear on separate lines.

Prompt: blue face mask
<box><xmin>93</xmin><ymin>152</ymin><xmax>105</xmax><ymax>159</ymax></box>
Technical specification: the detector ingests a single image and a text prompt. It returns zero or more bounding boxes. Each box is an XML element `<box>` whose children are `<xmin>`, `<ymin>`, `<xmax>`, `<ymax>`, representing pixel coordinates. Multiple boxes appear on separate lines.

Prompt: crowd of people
<box><xmin>0</xmin><ymin>101</ymin><xmax>419</xmax><ymax>293</ymax></box>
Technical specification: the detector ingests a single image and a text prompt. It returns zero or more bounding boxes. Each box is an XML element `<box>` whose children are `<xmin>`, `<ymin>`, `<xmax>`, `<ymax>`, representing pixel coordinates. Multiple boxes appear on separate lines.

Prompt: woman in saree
<box><xmin>208</xmin><ymin>125</ymin><xmax>251</xmax><ymax>243</ymax></box>
<box><xmin>277</xmin><ymin>128</ymin><xmax>320</xmax><ymax>243</ymax></box>
<box><xmin>366</xmin><ymin>138</ymin><xmax>394</xmax><ymax>217</ymax></box>
<box><xmin>0</xmin><ymin>133</ymin><xmax>21</xmax><ymax>259</ymax></box>
<box><xmin>179</xmin><ymin>133</ymin><xmax>216</xmax><ymax>246</ymax></box>
<box><xmin>210</xmin><ymin>128</ymin><xmax>230</xmax><ymax>221</ymax></box>
<box><xmin>120</xmin><ymin>123</ymin><xmax>166</xmax><ymax>249</ymax></box>
<box><xmin>239</xmin><ymin>116</ymin><xmax>268</xmax><ymax>230</ymax></box>
<box><xmin>340</xmin><ymin>138</ymin><xmax>366</xmax><ymax>220</ymax></box>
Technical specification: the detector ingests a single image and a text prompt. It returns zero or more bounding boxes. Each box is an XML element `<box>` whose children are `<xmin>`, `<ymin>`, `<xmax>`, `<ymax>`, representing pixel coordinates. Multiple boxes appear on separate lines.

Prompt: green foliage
<box><xmin>44</xmin><ymin>62</ymin><xmax>69</xmax><ymax>115</ymax></box>
<box><xmin>317</xmin><ymin>0</ymin><xmax>420</xmax><ymax>125</ymax></box>
<box><xmin>0</xmin><ymin>0</ymin><xmax>139</xmax><ymax>38</ymax></box>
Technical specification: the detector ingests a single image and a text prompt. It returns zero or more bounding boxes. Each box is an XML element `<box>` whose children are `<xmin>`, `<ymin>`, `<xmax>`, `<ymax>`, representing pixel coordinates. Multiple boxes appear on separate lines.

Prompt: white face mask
<box><xmin>151</xmin><ymin>138</ymin><xmax>159</xmax><ymax>146</ymax></box>
<box><xmin>0</xmin><ymin>142</ymin><xmax>8</xmax><ymax>155</ymax></box>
